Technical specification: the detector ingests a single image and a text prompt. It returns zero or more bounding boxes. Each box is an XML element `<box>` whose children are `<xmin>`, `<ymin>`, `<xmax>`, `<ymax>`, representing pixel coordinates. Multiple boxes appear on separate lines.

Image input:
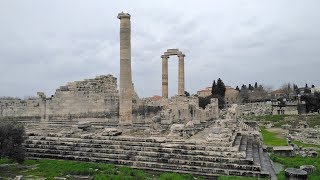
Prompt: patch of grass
<box><xmin>260</xmin><ymin>128</ymin><xmax>287</xmax><ymax>146</ymax></box>
<box><xmin>293</xmin><ymin>140</ymin><xmax>320</xmax><ymax>149</ymax></box>
<box><xmin>159</xmin><ymin>172</ymin><xmax>194</xmax><ymax>180</ymax></box>
<box><xmin>0</xmin><ymin>158</ymin><xmax>204</xmax><ymax>179</ymax></box>
<box><xmin>246</xmin><ymin>115</ymin><xmax>291</xmax><ymax>128</ymax></box>
<box><xmin>271</xmin><ymin>154</ymin><xmax>320</xmax><ymax>180</ymax></box>
<box><xmin>0</xmin><ymin>158</ymin><xmax>10</xmax><ymax>164</ymax></box>
<box><xmin>218</xmin><ymin>175</ymin><xmax>267</xmax><ymax>180</ymax></box>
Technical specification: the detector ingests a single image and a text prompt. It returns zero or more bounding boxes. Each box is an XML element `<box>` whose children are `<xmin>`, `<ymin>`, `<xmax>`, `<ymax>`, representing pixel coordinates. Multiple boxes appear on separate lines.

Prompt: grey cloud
<box><xmin>0</xmin><ymin>0</ymin><xmax>320</xmax><ymax>98</ymax></box>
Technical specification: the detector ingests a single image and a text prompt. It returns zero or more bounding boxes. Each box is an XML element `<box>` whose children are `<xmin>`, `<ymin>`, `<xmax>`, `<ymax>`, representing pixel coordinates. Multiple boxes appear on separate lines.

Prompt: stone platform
<box><xmin>23</xmin><ymin>120</ymin><xmax>274</xmax><ymax>178</ymax></box>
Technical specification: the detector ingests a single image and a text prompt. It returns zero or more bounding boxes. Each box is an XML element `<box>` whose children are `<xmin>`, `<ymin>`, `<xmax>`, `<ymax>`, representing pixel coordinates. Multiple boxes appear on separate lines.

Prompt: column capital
<box><xmin>161</xmin><ymin>55</ymin><xmax>170</xmax><ymax>59</ymax></box>
<box><xmin>177</xmin><ymin>54</ymin><xmax>186</xmax><ymax>58</ymax></box>
<box><xmin>117</xmin><ymin>12</ymin><xmax>131</xmax><ymax>20</ymax></box>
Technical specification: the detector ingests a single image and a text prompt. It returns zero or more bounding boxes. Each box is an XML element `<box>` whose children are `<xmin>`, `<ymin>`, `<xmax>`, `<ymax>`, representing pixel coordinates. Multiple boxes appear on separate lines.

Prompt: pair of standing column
<box><xmin>162</xmin><ymin>54</ymin><xmax>185</xmax><ymax>98</ymax></box>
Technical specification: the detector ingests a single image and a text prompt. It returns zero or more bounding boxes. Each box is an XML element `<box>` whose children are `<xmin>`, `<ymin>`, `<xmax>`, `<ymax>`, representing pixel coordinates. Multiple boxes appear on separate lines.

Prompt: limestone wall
<box><xmin>46</xmin><ymin>75</ymin><xmax>119</xmax><ymax>119</ymax></box>
<box><xmin>272</xmin><ymin>106</ymin><xmax>298</xmax><ymax>115</ymax></box>
<box><xmin>0</xmin><ymin>99</ymin><xmax>42</xmax><ymax>118</ymax></box>
<box><xmin>239</xmin><ymin>102</ymin><xmax>273</xmax><ymax>116</ymax></box>
<box><xmin>0</xmin><ymin>75</ymin><xmax>120</xmax><ymax>121</ymax></box>
<box><xmin>0</xmin><ymin>74</ymin><xmax>218</xmax><ymax>125</ymax></box>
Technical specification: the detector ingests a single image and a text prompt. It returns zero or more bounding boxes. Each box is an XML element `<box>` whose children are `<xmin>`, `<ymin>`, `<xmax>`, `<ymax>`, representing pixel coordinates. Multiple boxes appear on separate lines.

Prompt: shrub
<box><xmin>0</xmin><ymin>120</ymin><xmax>26</xmax><ymax>163</ymax></box>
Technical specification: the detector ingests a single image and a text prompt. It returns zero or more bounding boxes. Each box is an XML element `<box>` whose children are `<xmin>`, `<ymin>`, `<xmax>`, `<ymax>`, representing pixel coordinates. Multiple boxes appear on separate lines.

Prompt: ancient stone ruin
<box><xmin>161</xmin><ymin>49</ymin><xmax>185</xmax><ymax>98</ymax></box>
<box><xmin>0</xmin><ymin>12</ymin><xmax>276</xmax><ymax>178</ymax></box>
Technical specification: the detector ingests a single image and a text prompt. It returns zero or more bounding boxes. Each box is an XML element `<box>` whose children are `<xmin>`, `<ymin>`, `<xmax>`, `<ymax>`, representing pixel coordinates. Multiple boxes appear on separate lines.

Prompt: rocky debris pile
<box><xmin>78</xmin><ymin>122</ymin><xmax>92</xmax><ymax>131</ymax></box>
<box><xmin>102</xmin><ymin>128</ymin><xmax>122</xmax><ymax>136</ymax></box>
<box><xmin>300</xmin><ymin>165</ymin><xmax>316</xmax><ymax>173</ymax></box>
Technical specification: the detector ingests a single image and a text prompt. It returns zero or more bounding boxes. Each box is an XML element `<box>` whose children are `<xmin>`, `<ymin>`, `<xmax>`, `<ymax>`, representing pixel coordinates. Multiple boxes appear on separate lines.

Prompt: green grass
<box><xmin>260</xmin><ymin>128</ymin><xmax>287</xmax><ymax>147</ymax></box>
<box><xmin>271</xmin><ymin>154</ymin><xmax>320</xmax><ymax>180</ymax></box>
<box><xmin>246</xmin><ymin>115</ymin><xmax>290</xmax><ymax>128</ymax></box>
<box><xmin>292</xmin><ymin>140</ymin><xmax>320</xmax><ymax>149</ymax></box>
<box><xmin>159</xmin><ymin>172</ymin><xmax>194</xmax><ymax>180</ymax></box>
<box><xmin>0</xmin><ymin>158</ymin><xmax>272</xmax><ymax>180</ymax></box>
<box><xmin>0</xmin><ymin>158</ymin><xmax>202</xmax><ymax>180</ymax></box>
<box><xmin>218</xmin><ymin>175</ymin><xmax>267</xmax><ymax>180</ymax></box>
<box><xmin>0</xmin><ymin>158</ymin><xmax>10</xmax><ymax>164</ymax></box>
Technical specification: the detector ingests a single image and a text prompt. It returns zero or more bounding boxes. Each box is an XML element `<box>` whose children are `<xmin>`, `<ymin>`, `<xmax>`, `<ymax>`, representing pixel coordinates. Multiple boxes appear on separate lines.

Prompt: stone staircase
<box><xmin>24</xmin><ymin>133</ymin><xmax>272</xmax><ymax>178</ymax></box>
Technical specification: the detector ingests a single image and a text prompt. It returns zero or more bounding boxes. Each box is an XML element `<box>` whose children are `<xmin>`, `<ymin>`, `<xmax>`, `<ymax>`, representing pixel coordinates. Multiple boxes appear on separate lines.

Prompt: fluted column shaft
<box><xmin>162</xmin><ymin>55</ymin><xmax>169</xmax><ymax>98</ymax></box>
<box><xmin>178</xmin><ymin>54</ymin><xmax>185</xmax><ymax>96</ymax></box>
<box><xmin>118</xmin><ymin>12</ymin><xmax>132</xmax><ymax>125</ymax></box>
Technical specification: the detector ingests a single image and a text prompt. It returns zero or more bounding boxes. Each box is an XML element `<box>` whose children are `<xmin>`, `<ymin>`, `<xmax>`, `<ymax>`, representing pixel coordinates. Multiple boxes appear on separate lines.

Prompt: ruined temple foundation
<box><xmin>118</xmin><ymin>12</ymin><xmax>132</xmax><ymax>125</ymax></box>
<box><xmin>23</xmin><ymin>118</ymin><xmax>274</xmax><ymax>179</ymax></box>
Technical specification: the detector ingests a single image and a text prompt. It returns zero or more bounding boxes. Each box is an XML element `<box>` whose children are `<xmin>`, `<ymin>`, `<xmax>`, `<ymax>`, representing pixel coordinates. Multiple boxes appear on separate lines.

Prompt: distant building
<box><xmin>197</xmin><ymin>87</ymin><xmax>212</xmax><ymax>97</ymax></box>
<box><xmin>271</xmin><ymin>89</ymin><xmax>287</xmax><ymax>98</ymax></box>
<box><xmin>271</xmin><ymin>101</ymin><xmax>306</xmax><ymax>115</ymax></box>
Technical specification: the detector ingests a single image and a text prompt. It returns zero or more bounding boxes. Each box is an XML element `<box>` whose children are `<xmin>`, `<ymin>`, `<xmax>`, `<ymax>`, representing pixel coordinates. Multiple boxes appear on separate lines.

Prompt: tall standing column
<box><xmin>178</xmin><ymin>54</ymin><xmax>185</xmax><ymax>96</ymax></box>
<box><xmin>162</xmin><ymin>55</ymin><xmax>169</xmax><ymax>98</ymax></box>
<box><xmin>117</xmin><ymin>12</ymin><xmax>132</xmax><ymax>125</ymax></box>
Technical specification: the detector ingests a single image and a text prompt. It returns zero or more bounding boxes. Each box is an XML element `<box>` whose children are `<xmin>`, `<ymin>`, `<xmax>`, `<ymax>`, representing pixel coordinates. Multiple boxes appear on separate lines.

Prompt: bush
<box><xmin>0</xmin><ymin>120</ymin><xmax>26</xmax><ymax>163</ymax></box>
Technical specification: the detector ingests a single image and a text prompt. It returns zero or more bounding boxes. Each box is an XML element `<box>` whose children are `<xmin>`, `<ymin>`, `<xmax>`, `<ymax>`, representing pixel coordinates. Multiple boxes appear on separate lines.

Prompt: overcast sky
<box><xmin>0</xmin><ymin>0</ymin><xmax>319</xmax><ymax>98</ymax></box>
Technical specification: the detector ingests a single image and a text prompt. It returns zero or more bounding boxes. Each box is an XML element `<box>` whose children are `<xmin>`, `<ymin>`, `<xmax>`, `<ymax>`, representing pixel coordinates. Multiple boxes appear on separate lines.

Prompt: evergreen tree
<box><xmin>306</xmin><ymin>83</ymin><xmax>309</xmax><ymax>88</ymax></box>
<box><xmin>236</xmin><ymin>86</ymin><xmax>240</xmax><ymax>91</ymax></box>
<box><xmin>241</xmin><ymin>84</ymin><xmax>247</xmax><ymax>91</ymax></box>
<box><xmin>248</xmin><ymin>84</ymin><xmax>254</xmax><ymax>91</ymax></box>
<box><xmin>211</xmin><ymin>80</ymin><xmax>216</xmax><ymax>95</ymax></box>
<box><xmin>215</xmin><ymin>78</ymin><xmax>226</xmax><ymax>98</ymax></box>
<box><xmin>254</xmin><ymin>82</ymin><xmax>258</xmax><ymax>89</ymax></box>
<box><xmin>208</xmin><ymin>78</ymin><xmax>226</xmax><ymax>109</ymax></box>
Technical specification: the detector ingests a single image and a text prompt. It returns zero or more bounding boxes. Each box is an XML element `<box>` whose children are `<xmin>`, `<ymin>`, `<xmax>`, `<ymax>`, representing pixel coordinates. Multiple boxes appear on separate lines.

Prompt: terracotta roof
<box><xmin>197</xmin><ymin>89</ymin><xmax>211</xmax><ymax>93</ymax></box>
<box><xmin>151</xmin><ymin>95</ymin><xmax>162</xmax><ymax>101</ymax></box>
<box><xmin>271</xmin><ymin>89</ymin><xmax>287</xmax><ymax>94</ymax></box>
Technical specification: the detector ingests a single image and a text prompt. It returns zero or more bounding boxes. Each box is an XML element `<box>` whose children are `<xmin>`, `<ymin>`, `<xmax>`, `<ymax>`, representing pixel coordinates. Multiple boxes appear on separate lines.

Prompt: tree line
<box><xmin>236</xmin><ymin>82</ymin><xmax>268</xmax><ymax>103</ymax></box>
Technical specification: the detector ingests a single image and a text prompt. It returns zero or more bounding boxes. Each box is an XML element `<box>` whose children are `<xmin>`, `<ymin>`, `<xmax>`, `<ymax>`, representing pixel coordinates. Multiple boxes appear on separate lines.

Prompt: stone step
<box><xmin>239</xmin><ymin>135</ymin><xmax>248</xmax><ymax>152</ymax></box>
<box><xmin>25</xmin><ymin>149</ymin><xmax>259</xmax><ymax>171</ymax></box>
<box><xmin>245</xmin><ymin>135</ymin><xmax>253</xmax><ymax>161</ymax></box>
<box><xmin>24</xmin><ymin>133</ymin><xmax>270</xmax><ymax>178</ymax></box>
<box><xmin>25</xmin><ymin>146</ymin><xmax>252</xmax><ymax>165</ymax></box>
<box><xmin>26</xmin><ymin>137</ymin><xmax>239</xmax><ymax>151</ymax></box>
<box><xmin>25</xmin><ymin>142</ymin><xmax>243</xmax><ymax>158</ymax></box>
<box><xmin>232</xmin><ymin>134</ymin><xmax>242</xmax><ymax>147</ymax></box>
<box><xmin>26</xmin><ymin>153</ymin><xmax>264</xmax><ymax>178</ymax></box>
<box><xmin>252</xmin><ymin>143</ymin><xmax>261</xmax><ymax>166</ymax></box>
<box><xmin>258</xmin><ymin>145</ymin><xmax>275</xmax><ymax>177</ymax></box>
